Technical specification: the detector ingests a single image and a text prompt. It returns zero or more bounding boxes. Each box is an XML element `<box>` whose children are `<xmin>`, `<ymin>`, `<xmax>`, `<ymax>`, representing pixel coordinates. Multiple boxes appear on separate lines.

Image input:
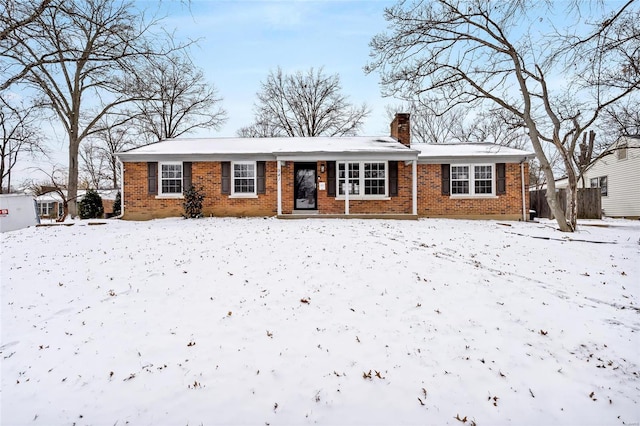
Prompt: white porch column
<box><xmin>412</xmin><ymin>159</ymin><xmax>418</xmax><ymax>216</ymax></box>
<box><xmin>277</xmin><ymin>160</ymin><xmax>282</xmax><ymax>216</ymax></box>
<box><xmin>345</xmin><ymin>172</ymin><xmax>350</xmax><ymax>215</ymax></box>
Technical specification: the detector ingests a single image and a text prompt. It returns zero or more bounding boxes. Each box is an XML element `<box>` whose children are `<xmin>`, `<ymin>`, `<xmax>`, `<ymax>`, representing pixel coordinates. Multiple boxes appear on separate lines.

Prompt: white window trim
<box><xmin>158</xmin><ymin>161</ymin><xmax>184</xmax><ymax>197</ymax></box>
<box><xmin>335</xmin><ymin>161</ymin><xmax>389</xmax><ymax>200</ymax></box>
<box><xmin>449</xmin><ymin>163</ymin><xmax>497</xmax><ymax>198</ymax></box>
<box><xmin>231</xmin><ymin>161</ymin><xmax>257</xmax><ymax>196</ymax></box>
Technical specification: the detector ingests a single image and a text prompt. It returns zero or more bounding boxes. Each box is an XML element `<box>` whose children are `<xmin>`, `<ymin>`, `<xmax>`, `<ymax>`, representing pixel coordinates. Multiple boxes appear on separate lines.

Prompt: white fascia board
<box><xmin>117</xmin><ymin>153</ymin><xmax>277</xmax><ymax>162</ymax></box>
<box><xmin>276</xmin><ymin>151</ymin><xmax>419</xmax><ymax>162</ymax></box>
<box><xmin>417</xmin><ymin>154</ymin><xmax>535</xmax><ymax>164</ymax></box>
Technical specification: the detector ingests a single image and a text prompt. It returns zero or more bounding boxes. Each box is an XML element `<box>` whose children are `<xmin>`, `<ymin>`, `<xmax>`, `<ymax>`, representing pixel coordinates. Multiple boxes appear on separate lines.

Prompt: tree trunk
<box><xmin>67</xmin><ymin>134</ymin><xmax>79</xmax><ymax>217</ymax></box>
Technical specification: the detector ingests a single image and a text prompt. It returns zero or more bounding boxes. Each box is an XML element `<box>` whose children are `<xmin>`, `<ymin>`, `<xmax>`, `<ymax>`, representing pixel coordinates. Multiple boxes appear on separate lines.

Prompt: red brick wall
<box><xmin>417</xmin><ymin>163</ymin><xmax>529</xmax><ymax>219</ymax></box>
<box><xmin>122</xmin><ymin>162</ymin><xmax>278</xmax><ymax>220</ymax></box>
<box><xmin>123</xmin><ymin>160</ymin><xmax>529</xmax><ymax>220</ymax></box>
<box><xmin>314</xmin><ymin>161</ymin><xmax>413</xmax><ymax>214</ymax></box>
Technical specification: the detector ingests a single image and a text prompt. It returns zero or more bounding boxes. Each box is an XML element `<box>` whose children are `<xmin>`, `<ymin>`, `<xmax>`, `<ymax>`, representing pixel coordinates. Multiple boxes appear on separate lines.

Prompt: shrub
<box><xmin>78</xmin><ymin>189</ymin><xmax>104</xmax><ymax>219</ymax></box>
<box><xmin>113</xmin><ymin>191</ymin><xmax>121</xmax><ymax>216</ymax></box>
<box><xmin>183</xmin><ymin>185</ymin><xmax>205</xmax><ymax>218</ymax></box>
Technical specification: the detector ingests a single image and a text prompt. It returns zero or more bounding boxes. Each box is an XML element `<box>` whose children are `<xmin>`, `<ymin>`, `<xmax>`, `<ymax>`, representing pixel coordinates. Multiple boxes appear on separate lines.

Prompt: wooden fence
<box><xmin>529</xmin><ymin>188</ymin><xmax>601</xmax><ymax>219</ymax></box>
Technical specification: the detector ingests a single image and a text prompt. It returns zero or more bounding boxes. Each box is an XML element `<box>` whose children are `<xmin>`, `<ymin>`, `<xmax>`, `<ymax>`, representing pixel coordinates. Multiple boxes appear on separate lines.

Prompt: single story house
<box><xmin>116</xmin><ymin>114</ymin><xmax>534</xmax><ymax>220</ymax></box>
<box><xmin>35</xmin><ymin>189</ymin><xmax>118</xmax><ymax>219</ymax></box>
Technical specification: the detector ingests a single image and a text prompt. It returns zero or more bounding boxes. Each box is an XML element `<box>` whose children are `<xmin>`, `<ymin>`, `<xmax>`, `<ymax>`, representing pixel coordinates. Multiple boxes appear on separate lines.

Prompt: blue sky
<box><xmin>157</xmin><ymin>0</ymin><xmax>398</xmax><ymax>136</ymax></box>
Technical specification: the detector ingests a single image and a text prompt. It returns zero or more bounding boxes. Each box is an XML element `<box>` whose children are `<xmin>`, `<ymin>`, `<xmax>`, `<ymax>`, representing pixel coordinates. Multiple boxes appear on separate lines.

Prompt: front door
<box><xmin>294</xmin><ymin>163</ymin><xmax>317</xmax><ymax>210</ymax></box>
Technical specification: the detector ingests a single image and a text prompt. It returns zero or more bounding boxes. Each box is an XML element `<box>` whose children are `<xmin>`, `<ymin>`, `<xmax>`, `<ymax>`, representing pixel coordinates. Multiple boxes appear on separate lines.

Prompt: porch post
<box><xmin>345</xmin><ymin>171</ymin><xmax>349</xmax><ymax>215</ymax></box>
<box><xmin>277</xmin><ymin>160</ymin><xmax>282</xmax><ymax>216</ymax></box>
<box><xmin>412</xmin><ymin>159</ymin><xmax>418</xmax><ymax>216</ymax></box>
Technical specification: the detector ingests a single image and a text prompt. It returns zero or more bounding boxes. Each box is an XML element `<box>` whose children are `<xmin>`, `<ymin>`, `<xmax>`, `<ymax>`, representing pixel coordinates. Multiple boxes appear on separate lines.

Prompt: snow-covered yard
<box><xmin>1</xmin><ymin>217</ymin><xmax>639</xmax><ymax>425</ymax></box>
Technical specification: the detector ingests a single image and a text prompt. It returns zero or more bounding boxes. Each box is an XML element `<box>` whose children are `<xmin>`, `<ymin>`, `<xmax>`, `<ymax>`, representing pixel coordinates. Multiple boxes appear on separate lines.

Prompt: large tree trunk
<box><xmin>67</xmin><ymin>135</ymin><xmax>79</xmax><ymax>218</ymax></box>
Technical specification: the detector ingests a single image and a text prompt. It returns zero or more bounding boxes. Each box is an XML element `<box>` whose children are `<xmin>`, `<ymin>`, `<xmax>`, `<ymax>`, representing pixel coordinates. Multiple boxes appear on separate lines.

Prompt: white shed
<box><xmin>0</xmin><ymin>194</ymin><xmax>40</xmax><ymax>232</ymax></box>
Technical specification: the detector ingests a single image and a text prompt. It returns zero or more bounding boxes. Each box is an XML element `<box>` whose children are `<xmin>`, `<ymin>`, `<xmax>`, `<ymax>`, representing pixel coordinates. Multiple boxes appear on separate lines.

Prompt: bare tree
<box><xmin>5</xmin><ymin>0</ymin><xmax>187</xmax><ymax>216</ymax></box>
<box><xmin>385</xmin><ymin>99</ymin><xmax>466</xmax><ymax>144</ymax></box>
<box><xmin>0</xmin><ymin>94</ymin><xmax>46</xmax><ymax>192</ymax></box>
<box><xmin>0</xmin><ymin>0</ymin><xmax>58</xmax><ymax>90</ymax></box>
<box><xmin>367</xmin><ymin>0</ymin><xmax>640</xmax><ymax>231</ymax></box>
<box><xmin>241</xmin><ymin>67</ymin><xmax>370</xmax><ymax>137</ymax></box>
<box><xmin>130</xmin><ymin>53</ymin><xmax>227</xmax><ymax>143</ymax></box>
<box><xmin>604</xmin><ymin>99</ymin><xmax>640</xmax><ymax>139</ymax></box>
<box><xmin>79</xmin><ymin>138</ymin><xmax>110</xmax><ymax>189</ymax></box>
<box><xmin>236</xmin><ymin>119</ymin><xmax>284</xmax><ymax>138</ymax></box>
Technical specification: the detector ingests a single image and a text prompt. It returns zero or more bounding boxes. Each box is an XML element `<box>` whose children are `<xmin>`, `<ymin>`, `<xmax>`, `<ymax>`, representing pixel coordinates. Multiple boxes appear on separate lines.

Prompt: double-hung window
<box><xmin>38</xmin><ymin>202</ymin><xmax>55</xmax><ymax>216</ymax></box>
<box><xmin>160</xmin><ymin>162</ymin><xmax>183</xmax><ymax>195</ymax></box>
<box><xmin>591</xmin><ymin>176</ymin><xmax>608</xmax><ymax>196</ymax></box>
<box><xmin>338</xmin><ymin>161</ymin><xmax>387</xmax><ymax>197</ymax></box>
<box><xmin>450</xmin><ymin>164</ymin><xmax>494</xmax><ymax>196</ymax></box>
<box><xmin>232</xmin><ymin>161</ymin><xmax>256</xmax><ymax>195</ymax></box>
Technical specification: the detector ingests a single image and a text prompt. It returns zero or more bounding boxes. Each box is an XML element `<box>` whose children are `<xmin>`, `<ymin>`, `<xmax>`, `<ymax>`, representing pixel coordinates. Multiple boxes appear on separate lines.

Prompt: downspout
<box><xmin>521</xmin><ymin>160</ymin><xmax>526</xmax><ymax>221</ymax></box>
<box><xmin>114</xmin><ymin>156</ymin><xmax>125</xmax><ymax>219</ymax></box>
<box><xmin>412</xmin><ymin>159</ymin><xmax>418</xmax><ymax>216</ymax></box>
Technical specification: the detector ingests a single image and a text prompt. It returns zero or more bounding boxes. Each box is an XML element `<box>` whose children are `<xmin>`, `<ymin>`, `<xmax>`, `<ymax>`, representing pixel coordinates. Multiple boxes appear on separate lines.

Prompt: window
<box><xmin>232</xmin><ymin>161</ymin><xmax>256</xmax><ymax>194</ymax></box>
<box><xmin>617</xmin><ymin>144</ymin><xmax>628</xmax><ymax>160</ymax></box>
<box><xmin>450</xmin><ymin>164</ymin><xmax>494</xmax><ymax>196</ymax></box>
<box><xmin>337</xmin><ymin>161</ymin><xmax>387</xmax><ymax>197</ymax></box>
<box><xmin>160</xmin><ymin>163</ymin><xmax>182</xmax><ymax>195</ymax></box>
<box><xmin>38</xmin><ymin>202</ymin><xmax>56</xmax><ymax>216</ymax></box>
<box><xmin>591</xmin><ymin>176</ymin><xmax>608</xmax><ymax>196</ymax></box>
<box><xmin>599</xmin><ymin>176</ymin><xmax>608</xmax><ymax>196</ymax></box>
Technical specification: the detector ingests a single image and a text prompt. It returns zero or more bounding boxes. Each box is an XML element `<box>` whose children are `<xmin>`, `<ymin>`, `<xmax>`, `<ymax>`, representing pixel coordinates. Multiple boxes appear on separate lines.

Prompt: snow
<box><xmin>1</xmin><ymin>217</ymin><xmax>639</xmax><ymax>425</ymax></box>
<box><xmin>118</xmin><ymin>136</ymin><xmax>415</xmax><ymax>159</ymax></box>
<box><xmin>411</xmin><ymin>143</ymin><xmax>534</xmax><ymax>162</ymax></box>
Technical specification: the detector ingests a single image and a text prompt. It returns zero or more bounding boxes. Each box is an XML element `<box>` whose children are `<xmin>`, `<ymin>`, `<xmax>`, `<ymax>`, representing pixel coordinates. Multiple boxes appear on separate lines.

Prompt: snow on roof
<box><xmin>118</xmin><ymin>136</ymin><xmax>417</xmax><ymax>161</ymax></box>
<box><xmin>117</xmin><ymin>137</ymin><xmax>535</xmax><ymax>163</ymax></box>
<box><xmin>411</xmin><ymin>143</ymin><xmax>534</xmax><ymax>163</ymax></box>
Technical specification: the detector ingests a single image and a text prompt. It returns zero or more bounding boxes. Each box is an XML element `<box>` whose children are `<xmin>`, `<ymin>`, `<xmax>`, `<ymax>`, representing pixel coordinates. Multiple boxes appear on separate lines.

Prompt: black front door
<box><xmin>294</xmin><ymin>163</ymin><xmax>317</xmax><ymax>210</ymax></box>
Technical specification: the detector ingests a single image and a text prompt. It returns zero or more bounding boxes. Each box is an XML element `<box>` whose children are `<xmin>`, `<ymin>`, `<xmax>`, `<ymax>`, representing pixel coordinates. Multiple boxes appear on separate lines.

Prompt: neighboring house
<box><xmin>35</xmin><ymin>189</ymin><xmax>118</xmax><ymax>219</ymax></box>
<box><xmin>116</xmin><ymin>114</ymin><xmax>534</xmax><ymax>221</ymax></box>
<box><xmin>579</xmin><ymin>136</ymin><xmax>640</xmax><ymax>218</ymax></box>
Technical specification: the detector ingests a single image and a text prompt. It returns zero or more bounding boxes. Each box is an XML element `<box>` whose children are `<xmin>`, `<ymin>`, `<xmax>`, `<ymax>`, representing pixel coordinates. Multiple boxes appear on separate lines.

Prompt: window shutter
<box><xmin>496</xmin><ymin>163</ymin><xmax>506</xmax><ymax>195</ymax></box>
<box><xmin>148</xmin><ymin>162</ymin><xmax>158</xmax><ymax>195</ymax></box>
<box><xmin>388</xmin><ymin>161</ymin><xmax>398</xmax><ymax>197</ymax></box>
<box><xmin>221</xmin><ymin>162</ymin><xmax>231</xmax><ymax>194</ymax></box>
<box><xmin>441</xmin><ymin>164</ymin><xmax>450</xmax><ymax>195</ymax></box>
<box><xmin>257</xmin><ymin>161</ymin><xmax>266</xmax><ymax>194</ymax></box>
<box><xmin>327</xmin><ymin>161</ymin><xmax>336</xmax><ymax>197</ymax></box>
<box><xmin>183</xmin><ymin>162</ymin><xmax>192</xmax><ymax>191</ymax></box>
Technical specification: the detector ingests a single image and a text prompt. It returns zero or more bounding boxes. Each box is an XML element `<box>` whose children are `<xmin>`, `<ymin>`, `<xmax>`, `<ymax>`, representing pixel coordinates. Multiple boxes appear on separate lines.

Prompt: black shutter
<box><xmin>148</xmin><ymin>162</ymin><xmax>158</xmax><ymax>195</ymax></box>
<box><xmin>327</xmin><ymin>161</ymin><xmax>336</xmax><ymax>197</ymax></box>
<box><xmin>496</xmin><ymin>163</ymin><xmax>506</xmax><ymax>195</ymax></box>
<box><xmin>257</xmin><ymin>161</ymin><xmax>266</xmax><ymax>194</ymax></box>
<box><xmin>183</xmin><ymin>162</ymin><xmax>192</xmax><ymax>191</ymax></box>
<box><xmin>221</xmin><ymin>162</ymin><xmax>231</xmax><ymax>194</ymax></box>
<box><xmin>388</xmin><ymin>161</ymin><xmax>398</xmax><ymax>197</ymax></box>
<box><xmin>441</xmin><ymin>164</ymin><xmax>450</xmax><ymax>195</ymax></box>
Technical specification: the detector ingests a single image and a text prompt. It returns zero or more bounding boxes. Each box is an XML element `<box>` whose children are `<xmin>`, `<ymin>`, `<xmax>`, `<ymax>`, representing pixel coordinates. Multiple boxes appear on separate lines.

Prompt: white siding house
<box><xmin>581</xmin><ymin>136</ymin><xmax>640</xmax><ymax>218</ymax></box>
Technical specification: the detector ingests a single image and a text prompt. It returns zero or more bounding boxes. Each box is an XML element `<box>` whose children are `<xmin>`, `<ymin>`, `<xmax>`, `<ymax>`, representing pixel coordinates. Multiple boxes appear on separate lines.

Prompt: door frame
<box><xmin>293</xmin><ymin>162</ymin><xmax>318</xmax><ymax>210</ymax></box>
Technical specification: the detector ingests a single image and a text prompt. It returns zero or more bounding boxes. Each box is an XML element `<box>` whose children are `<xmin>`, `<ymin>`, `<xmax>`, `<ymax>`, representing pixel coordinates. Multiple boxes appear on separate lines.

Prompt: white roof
<box><xmin>117</xmin><ymin>137</ymin><xmax>534</xmax><ymax>164</ymax></box>
<box><xmin>118</xmin><ymin>136</ymin><xmax>418</xmax><ymax>161</ymax></box>
<box><xmin>411</xmin><ymin>143</ymin><xmax>534</xmax><ymax>163</ymax></box>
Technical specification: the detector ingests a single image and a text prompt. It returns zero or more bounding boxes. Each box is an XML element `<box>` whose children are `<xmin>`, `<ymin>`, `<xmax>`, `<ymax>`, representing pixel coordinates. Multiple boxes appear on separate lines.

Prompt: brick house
<box><xmin>117</xmin><ymin>114</ymin><xmax>533</xmax><ymax>220</ymax></box>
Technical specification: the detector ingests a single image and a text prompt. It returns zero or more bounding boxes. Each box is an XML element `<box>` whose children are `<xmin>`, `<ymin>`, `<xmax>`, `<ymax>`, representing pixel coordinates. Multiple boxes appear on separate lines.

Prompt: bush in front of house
<box><xmin>78</xmin><ymin>189</ymin><xmax>104</xmax><ymax>219</ymax></box>
<box><xmin>113</xmin><ymin>191</ymin><xmax>121</xmax><ymax>216</ymax></box>
<box><xmin>183</xmin><ymin>185</ymin><xmax>205</xmax><ymax>218</ymax></box>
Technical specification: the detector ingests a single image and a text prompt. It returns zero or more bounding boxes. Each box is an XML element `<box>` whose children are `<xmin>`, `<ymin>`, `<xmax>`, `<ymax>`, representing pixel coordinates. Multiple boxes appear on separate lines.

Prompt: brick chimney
<box><xmin>390</xmin><ymin>113</ymin><xmax>410</xmax><ymax>146</ymax></box>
